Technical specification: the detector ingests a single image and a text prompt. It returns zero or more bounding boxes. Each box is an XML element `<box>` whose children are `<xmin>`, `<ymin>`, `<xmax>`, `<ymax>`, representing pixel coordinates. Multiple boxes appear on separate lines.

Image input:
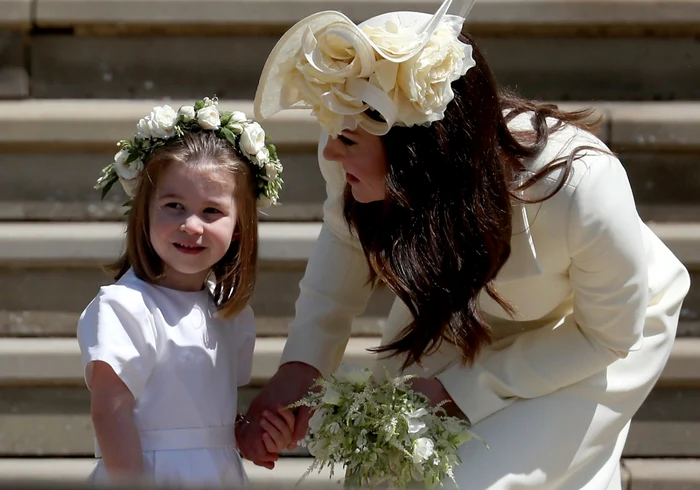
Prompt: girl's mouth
<box><xmin>174</xmin><ymin>243</ymin><xmax>205</xmax><ymax>255</ymax></box>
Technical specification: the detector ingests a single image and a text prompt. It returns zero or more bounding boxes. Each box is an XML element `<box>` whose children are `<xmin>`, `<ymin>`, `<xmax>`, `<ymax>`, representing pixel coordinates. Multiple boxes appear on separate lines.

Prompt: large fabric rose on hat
<box><xmin>279</xmin><ymin>16</ymin><xmax>475</xmax><ymax>136</ymax></box>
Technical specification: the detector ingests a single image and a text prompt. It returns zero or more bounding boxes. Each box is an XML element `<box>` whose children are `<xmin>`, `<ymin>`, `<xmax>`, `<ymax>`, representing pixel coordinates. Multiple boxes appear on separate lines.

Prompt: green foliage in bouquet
<box><xmin>288</xmin><ymin>365</ymin><xmax>485</xmax><ymax>489</ymax></box>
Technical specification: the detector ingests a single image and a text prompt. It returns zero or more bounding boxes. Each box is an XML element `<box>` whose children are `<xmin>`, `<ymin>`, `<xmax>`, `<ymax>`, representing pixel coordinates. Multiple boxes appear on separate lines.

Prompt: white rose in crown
<box><xmin>230</xmin><ymin>111</ymin><xmax>247</xmax><ymax>122</ymax></box>
<box><xmin>265</xmin><ymin>162</ymin><xmax>279</xmax><ymax>181</ymax></box>
<box><xmin>396</xmin><ymin>27</ymin><xmax>475</xmax><ymax>126</ymax></box>
<box><xmin>197</xmin><ymin>106</ymin><xmax>221</xmax><ymax>130</ymax></box>
<box><xmin>178</xmin><ymin>105</ymin><xmax>196</xmax><ymax>122</ymax></box>
<box><xmin>136</xmin><ymin>105</ymin><xmax>178</xmax><ymax>139</ymax></box>
<box><xmin>240</xmin><ymin>122</ymin><xmax>266</xmax><ymax>156</ymax></box>
<box><xmin>113</xmin><ymin>148</ymin><xmax>143</xmax><ymax>181</ymax></box>
<box><xmin>226</xmin><ymin>111</ymin><xmax>248</xmax><ymax>134</ymax></box>
<box><xmin>120</xmin><ymin>177</ymin><xmax>140</xmax><ymax>198</ymax></box>
<box><xmin>255</xmin><ymin>147</ymin><xmax>270</xmax><ymax>166</ymax></box>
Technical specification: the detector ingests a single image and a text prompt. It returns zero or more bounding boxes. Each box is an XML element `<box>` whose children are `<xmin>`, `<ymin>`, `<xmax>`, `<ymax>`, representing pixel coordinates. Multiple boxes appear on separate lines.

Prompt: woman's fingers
<box><xmin>277</xmin><ymin>408</ymin><xmax>296</xmax><ymax>432</ymax></box>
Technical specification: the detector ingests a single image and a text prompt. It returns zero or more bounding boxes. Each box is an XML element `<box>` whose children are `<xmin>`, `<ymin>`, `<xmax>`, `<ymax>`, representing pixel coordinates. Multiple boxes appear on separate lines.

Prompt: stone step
<box><xmin>21</xmin><ymin>36</ymin><xmax>700</xmax><ymax>101</ymax></box>
<box><xmin>2</xmin><ymin>311</ymin><xmax>698</xmax><ymax>339</ymax></box>
<box><xmin>0</xmin><ymin>101</ymin><xmax>698</xmax><ymax>222</ymax></box>
<box><xmin>0</xmin><ymin>385</ymin><xmax>698</xmax><ymax>458</ymax></box>
<box><xmin>0</xmin><ymin>0</ymin><xmax>31</xmax><ymax>31</ymax></box>
<box><xmin>4</xmin><ymin>459</ymin><xmax>698</xmax><ymax>490</ymax></box>
<box><xmin>0</xmin><ymin>222</ymin><xmax>697</xmax><ymax>321</ymax></box>
<box><xmin>0</xmin><ymin>152</ymin><xmax>698</xmax><ymax>223</ymax></box>
<box><xmin>30</xmin><ymin>0</ymin><xmax>700</xmax><ymax>33</ymax></box>
<box><xmin>2</xmin><ymin>100</ymin><xmax>700</xmax><ymax>151</ymax></box>
<box><xmin>0</xmin><ymin>459</ymin><xmax>697</xmax><ymax>490</ymax></box>
<box><xmin>0</xmin><ymin>312</ymin><xmax>387</xmax><ymax>338</ymax></box>
<box><xmin>0</xmin><ymin>456</ymin><xmax>343</xmax><ymax>488</ymax></box>
<box><xmin>1</xmin><ymin>337</ymin><xmax>698</xmax><ymax>389</ymax></box>
<box><xmin>4</xmin><ymin>1</ymin><xmax>700</xmax><ymax>100</ymax></box>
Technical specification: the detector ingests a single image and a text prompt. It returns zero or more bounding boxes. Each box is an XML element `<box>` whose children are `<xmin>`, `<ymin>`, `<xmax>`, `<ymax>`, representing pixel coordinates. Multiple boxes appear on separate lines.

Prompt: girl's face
<box><xmin>322</xmin><ymin>127</ymin><xmax>388</xmax><ymax>203</ymax></box>
<box><xmin>149</xmin><ymin>163</ymin><xmax>237</xmax><ymax>291</ymax></box>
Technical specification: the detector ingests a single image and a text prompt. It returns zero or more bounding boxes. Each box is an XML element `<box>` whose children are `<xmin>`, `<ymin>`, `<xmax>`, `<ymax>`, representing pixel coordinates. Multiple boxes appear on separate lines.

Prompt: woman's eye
<box><xmin>204</xmin><ymin>207</ymin><xmax>222</xmax><ymax>214</ymax></box>
<box><xmin>338</xmin><ymin>135</ymin><xmax>357</xmax><ymax>147</ymax></box>
<box><xmin>165</xmin><ymin>202</ymin><xmax>184</xmax><ymax>210</ymax></box>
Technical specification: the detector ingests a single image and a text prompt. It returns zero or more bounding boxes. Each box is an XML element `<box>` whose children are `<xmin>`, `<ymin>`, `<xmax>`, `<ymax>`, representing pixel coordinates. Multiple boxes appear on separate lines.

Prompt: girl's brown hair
<box><xmin>344</xmin><ymin>33</ymin><xmax>602</xmax><ymax>370</ymax></box>
<box><xmin>109</xmin><ymin>131</ymin><xmax>258</xmax><ymax>319</ymax></box>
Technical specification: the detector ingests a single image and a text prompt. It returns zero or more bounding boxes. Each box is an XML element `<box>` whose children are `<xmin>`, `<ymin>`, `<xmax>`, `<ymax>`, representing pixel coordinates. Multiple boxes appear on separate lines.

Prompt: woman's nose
<box><xmin>322</xmin><ymin>135</ymin><xmax>344</xmax><ymax>163</ymax></box>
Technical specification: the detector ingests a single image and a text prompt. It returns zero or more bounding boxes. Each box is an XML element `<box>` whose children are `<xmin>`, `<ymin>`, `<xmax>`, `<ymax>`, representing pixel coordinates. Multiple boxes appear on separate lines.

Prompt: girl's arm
<box><xmin>90</xmin><ymin>361</ymin><xmax>144</xmax><ymax>480</ymax></box>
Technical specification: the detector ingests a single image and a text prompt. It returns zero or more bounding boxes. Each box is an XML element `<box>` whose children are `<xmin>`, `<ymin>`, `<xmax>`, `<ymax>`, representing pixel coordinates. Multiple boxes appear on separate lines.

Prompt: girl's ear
<box><xmin>231</xmin><ymin>226</ymin><xmax>241</xmax><ymax>242</ymax></box>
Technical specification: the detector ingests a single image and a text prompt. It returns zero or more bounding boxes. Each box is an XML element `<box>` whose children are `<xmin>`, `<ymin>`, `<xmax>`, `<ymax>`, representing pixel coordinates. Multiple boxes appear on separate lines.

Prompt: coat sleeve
<box><xmin>279</xmin><ymin>133</ymin><xmax>375</xmax><ymax>377</ymax></box>
<box><xmin>437</xmin><ymin>153</ymin><xmax>649</xmax><ymax>425</ymax></box>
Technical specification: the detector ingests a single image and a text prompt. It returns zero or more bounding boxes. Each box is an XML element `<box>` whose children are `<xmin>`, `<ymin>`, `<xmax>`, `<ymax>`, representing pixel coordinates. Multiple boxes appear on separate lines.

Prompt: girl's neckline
<box><xmin>126</xmin><ymin>269</ymin><xmax>213</xmax><ymax>296</ymax></box>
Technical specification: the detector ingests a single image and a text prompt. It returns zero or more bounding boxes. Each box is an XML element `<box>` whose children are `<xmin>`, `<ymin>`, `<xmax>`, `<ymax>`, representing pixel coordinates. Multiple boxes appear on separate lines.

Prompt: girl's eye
<box><xmin>338</xmin><ymin>135</ymin><xmax>357</xmax><ymax>147</ymax></box>
<box><xmin>204</xmin><ymin>207</ymin><xmax>222</xmax><ymax>214</ymax></box>
<box><xmin>165</xmin><ymin>202</ymin><xmax>184</xmax><ymax>210</ymax></box>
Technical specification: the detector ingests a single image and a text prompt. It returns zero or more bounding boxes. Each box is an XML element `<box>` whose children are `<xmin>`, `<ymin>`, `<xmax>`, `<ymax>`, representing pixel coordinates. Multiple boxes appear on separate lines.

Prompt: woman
<box><xmin>237</xmin><ymin>0</ymin><xmax>691</xmax><ymax>487</ymax></box>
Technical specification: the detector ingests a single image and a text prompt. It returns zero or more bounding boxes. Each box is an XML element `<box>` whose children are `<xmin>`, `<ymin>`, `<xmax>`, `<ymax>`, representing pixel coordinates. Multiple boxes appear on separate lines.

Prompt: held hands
<box><xmin>260</xmin><ymin>408</ymin><xmax>296</xmax><ymax>455</ymax></box>
<box><xmin>236</xmin><ymin>362</ymin><xmax>321</xmax><ymax>469</ymax></box>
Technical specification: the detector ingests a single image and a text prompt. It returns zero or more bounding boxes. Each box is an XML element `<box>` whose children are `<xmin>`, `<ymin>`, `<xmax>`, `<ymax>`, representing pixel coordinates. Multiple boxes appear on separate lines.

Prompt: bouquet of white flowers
<box><xmin>289</xmin><ymin>365</ymin><xmax>483</xmax><ymax>489</ymax></box>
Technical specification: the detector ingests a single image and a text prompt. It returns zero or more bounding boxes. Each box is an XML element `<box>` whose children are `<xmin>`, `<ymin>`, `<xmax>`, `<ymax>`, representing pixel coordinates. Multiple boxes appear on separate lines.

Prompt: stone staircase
<box><xmin>1</xmin><ymin>0</ymin><xmax>699</xmax><ymax>488</ymax></box>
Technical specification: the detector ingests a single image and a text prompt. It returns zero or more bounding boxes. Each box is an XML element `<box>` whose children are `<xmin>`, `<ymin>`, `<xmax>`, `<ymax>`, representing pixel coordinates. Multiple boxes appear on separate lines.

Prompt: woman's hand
<box><xmin>236</xmin><ymin>362</ymin><xmax>321</xmax><ymax>469</ymax></box>
<box><xmin>408</xmin><ymin>377</ymin><xmax>467</xmax><ymax>420</ymax></box>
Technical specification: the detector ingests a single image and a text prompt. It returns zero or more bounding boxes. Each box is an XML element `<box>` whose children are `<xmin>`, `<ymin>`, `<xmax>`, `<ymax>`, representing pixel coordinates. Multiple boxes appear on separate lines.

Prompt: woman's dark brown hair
<box><xmin>344</xmin><ymin>33</ymin><xmax>602</xmax><ymax>370</ymax></box>
<box><xmin>109</xmin><ymin>131</ymin><xmax>259</xmax><ymax>319</ymax></box>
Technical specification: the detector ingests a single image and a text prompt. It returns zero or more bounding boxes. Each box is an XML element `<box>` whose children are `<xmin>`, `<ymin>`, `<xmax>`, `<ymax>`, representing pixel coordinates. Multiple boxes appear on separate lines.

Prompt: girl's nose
<box><xmin>181</xmin><ymin>215</ymin><xmax>204</xmax><ymax>235</ymax></box>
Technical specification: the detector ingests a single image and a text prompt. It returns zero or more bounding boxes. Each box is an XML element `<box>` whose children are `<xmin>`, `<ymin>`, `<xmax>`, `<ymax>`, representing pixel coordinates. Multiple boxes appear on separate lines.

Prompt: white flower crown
<box><xmin>95</xmin><ymin>97</ymin><xmax>283</xmax><ymax>208</ymax></box>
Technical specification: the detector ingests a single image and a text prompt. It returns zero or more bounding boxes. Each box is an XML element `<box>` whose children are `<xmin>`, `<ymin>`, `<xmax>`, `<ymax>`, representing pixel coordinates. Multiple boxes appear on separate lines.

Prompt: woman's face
<box><xmin>322</xmin><ymin>127</ymin><xmax>388</xmax><ymax>203</ymax></box>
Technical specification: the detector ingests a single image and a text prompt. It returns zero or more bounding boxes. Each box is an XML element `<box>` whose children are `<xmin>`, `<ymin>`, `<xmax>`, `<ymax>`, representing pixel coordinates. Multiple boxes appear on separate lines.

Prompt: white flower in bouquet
<box><xmin>288</xmin><ymin>364</ymin><xmax>485</xmax><ymax>489</ymax></box>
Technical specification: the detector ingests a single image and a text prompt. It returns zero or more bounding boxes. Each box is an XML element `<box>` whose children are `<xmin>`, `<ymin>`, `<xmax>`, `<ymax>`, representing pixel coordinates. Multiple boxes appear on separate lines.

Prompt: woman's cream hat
<box><xmin>254</xmin><ymin>0</ymin><xmax>477</xmax><ymax>136</ymax></box>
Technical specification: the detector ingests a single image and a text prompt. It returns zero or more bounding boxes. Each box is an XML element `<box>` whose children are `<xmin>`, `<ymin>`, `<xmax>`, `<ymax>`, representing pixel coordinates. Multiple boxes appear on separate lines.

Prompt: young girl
<box><xmin>78</xmin><ymin>97</ymin><xmax>291</xmax><ymax>486</ymax></box>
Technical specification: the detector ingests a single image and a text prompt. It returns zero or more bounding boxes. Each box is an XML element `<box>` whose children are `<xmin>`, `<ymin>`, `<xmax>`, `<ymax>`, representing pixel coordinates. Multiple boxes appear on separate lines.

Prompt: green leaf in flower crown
<box><xmin>126</xmin><ymin>151</ymin><xmax>140</xmax><ymax>164</ymax></box>
<box><xmin>194</xmin><ymin>100</ymin><xmax>205</xmax><ymax>111</ymax></box>
<box><xmin>219</xmin><ymin>127</ymin><xmax>238</xmax><ymax>147</ymax></box>
<box><xmin>100</xmin><ymin>176</ymin><xmax>118</xmax><ymax>201</ymax></box>
<box><xmin>267</xmin><ymin>143</ymin><xmax>278</xmax><ymax>160</ymax></box>
<box><xmin>219</xmin><ymin>111</ymin><xmax>233</xmax><ymax>126</ymax></box>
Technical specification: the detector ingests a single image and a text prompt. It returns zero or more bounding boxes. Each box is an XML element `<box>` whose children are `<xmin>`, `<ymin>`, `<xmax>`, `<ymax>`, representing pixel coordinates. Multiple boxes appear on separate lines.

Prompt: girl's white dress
<box><xmin>77</xmin><ymin>269</ymin><xmax>254</xmax><ymax>487</ymax></box>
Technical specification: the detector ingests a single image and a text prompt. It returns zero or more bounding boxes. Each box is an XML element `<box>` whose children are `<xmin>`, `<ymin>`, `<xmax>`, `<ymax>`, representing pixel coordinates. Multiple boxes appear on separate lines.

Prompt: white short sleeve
<box><xmin>235</xmin><ymin>305</ymin><xmax>256</xmax><ymax>387</ymax></box>
<box><xmin>77</xmin><ymin>285</ymin><xmax>157</xmax><ymax>399</ymax></box>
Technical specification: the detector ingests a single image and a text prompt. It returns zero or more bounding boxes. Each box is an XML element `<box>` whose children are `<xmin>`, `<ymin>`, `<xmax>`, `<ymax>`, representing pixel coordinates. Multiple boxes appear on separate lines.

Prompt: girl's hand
<box><xmin>260</xmin><ymin>408</ymin><xmax>296</xmax><ymax>454</ymax></box>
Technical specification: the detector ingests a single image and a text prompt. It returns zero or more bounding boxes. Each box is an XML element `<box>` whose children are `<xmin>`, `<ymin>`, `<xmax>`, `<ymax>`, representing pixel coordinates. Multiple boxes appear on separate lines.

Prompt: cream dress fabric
<box><xmin>280</xmin><ymin>114</ymin><xmax>691</xmax><ymax>489</ymax></box>
<box><xmin>77</xmin><ymin>269</ymin><xmax>255</xmax><ymax>487</ymax></box>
